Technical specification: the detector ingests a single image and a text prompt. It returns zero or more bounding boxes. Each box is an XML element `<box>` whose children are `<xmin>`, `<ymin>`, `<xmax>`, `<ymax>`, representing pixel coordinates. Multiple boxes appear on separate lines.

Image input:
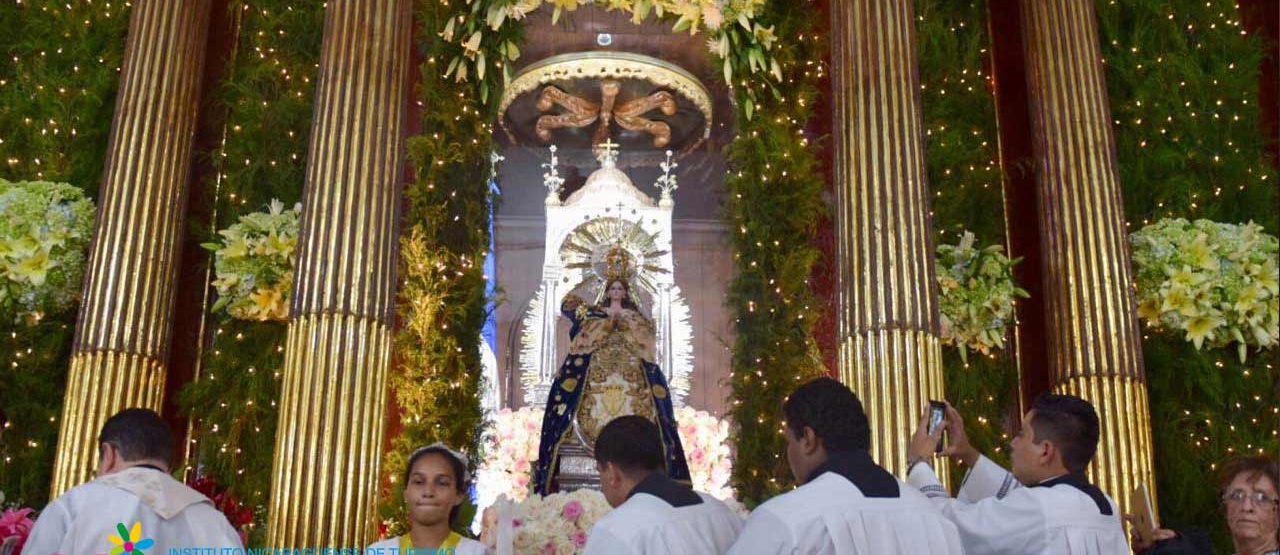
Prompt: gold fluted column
<box><xmin>50</xmin><ymin>0</ymin><xmax>212</xmax><ymax>496</ymax></box>
<box><xmin>1020</xmin><ymin>0</ymin><xmax>1156</xmax><ymax>512</ymax></box>
<box><xmin>831</xmin><ymin>0</ymin><xmax>945</xmax><ymax>478</ymax></box>
<box><xmin>264</xmin><ymin>0</ymin><xmax>411</xmax><ymax>546</ymax></box>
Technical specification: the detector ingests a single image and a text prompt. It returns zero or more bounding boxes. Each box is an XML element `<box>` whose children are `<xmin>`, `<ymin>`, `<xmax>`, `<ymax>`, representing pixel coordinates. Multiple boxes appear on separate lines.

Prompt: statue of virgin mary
<box><xmin>532</xmin><ymin>248</ymin><xmax>691</xmax><ymax>494</ymax></box>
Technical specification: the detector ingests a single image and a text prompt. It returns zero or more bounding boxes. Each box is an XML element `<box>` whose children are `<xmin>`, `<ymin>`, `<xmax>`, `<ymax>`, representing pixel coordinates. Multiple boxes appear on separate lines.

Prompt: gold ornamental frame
<box><xmin>499</xmin><ymin>51</ymin><xmax>713</xmax><ymax>150</ymax></box>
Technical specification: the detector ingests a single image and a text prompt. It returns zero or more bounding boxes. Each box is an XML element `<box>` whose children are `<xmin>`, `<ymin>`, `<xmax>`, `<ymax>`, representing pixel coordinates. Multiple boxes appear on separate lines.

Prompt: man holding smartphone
<box><xmin>905</xmin><ymin>393</ymin><xmax>1129</xmax><ymax>555</ymax></box>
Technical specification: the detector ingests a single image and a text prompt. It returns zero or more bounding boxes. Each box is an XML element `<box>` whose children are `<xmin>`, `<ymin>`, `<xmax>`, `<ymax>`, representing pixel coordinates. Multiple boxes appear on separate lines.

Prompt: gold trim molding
<box><xmin>500</xmin><ymin>51</ymin><xmax>713</xmax><ymax>139</ymax></box>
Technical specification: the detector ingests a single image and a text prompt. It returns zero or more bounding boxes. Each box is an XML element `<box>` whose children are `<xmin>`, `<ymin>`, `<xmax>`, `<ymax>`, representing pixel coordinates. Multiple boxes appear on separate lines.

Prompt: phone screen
<box><xmin>928</xmin><ymin>403</ymin><xmax>945</xmax><ymax>434</ymax></box>
<box><xmin>928</xmin><ymin>401</ymin><xmax>946</xmax><ymax>453</ymax></box>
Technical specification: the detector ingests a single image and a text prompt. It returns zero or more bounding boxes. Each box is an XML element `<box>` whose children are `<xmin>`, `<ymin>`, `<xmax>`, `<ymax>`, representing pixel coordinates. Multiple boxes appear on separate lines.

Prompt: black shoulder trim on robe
<box><xmin>133</xmin><ymin>464</ymin><xmax>166</xmax><ymax>473</ymax></box>
<box><xmin>803</xmin><ymin>449</ymin><xmax>899</xmax><ymax>498</ymax></box>
<box><xmin>1032</xmin><ymin>473</ymin><xmax>1113</xmax><ymax>516</ymax></box>
<box><xmin>627</xmin><ymin>472</ymin><xmax>703</xmax><ymax>508</ymax></box>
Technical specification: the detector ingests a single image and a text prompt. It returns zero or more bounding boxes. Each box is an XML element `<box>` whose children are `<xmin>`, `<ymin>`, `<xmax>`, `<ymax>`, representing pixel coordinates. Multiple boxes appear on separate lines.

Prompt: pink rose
<box><xmin>513</xmin><ymin>518</ymin><xmax>524</xmax><ymax>528</ymax></box>
<box><xmin>562</xmin><ymin>500</ymin><xmax>583</xmax><ymax>520</ymax></box>
<box><xmin>542</xmin><ymin>542</ymin><xmax>557</xmax><ymax>555</ymax></box>
<box><xmin>572</xmin><ymin>531</ymin><xmax>588</xmax><ymax>547</ymax></box>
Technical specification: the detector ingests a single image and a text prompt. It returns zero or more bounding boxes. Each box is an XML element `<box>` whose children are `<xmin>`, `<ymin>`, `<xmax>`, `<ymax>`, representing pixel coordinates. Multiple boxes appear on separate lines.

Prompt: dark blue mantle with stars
<box><xmin>532</xmin><ymin>306</ymin><xmax>691</xmax><ymax>495</ymax></box>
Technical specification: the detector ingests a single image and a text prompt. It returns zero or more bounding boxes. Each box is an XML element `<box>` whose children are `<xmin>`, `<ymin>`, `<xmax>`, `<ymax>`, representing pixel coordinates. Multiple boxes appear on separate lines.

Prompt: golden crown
<box><xmin>602</xmin><ymin>245</ymin><xmax>635</xmax><ymax>283</ymax></box>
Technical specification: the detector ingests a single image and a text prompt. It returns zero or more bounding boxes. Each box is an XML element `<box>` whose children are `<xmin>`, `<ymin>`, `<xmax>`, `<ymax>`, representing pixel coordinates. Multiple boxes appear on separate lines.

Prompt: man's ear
<box><xmin>1037</xmin><ymin>439</ymin><xmax>1057</xmax><ymax>467</ymax></box>
<box><xmin>98</xmin><ymin>442</ymin><xmax>118</xmax><ymax>474</ymax></box>
<box><xmin>801</xmin><ymin>426</ymin><xmax>821</xmax><ymax>455</ymax></box>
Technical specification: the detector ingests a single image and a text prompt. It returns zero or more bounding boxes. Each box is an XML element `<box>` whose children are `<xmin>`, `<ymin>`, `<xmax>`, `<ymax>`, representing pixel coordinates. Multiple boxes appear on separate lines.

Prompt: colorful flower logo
<box><xmin>107</xmin><ymin>522</ymin><xmax>154</xmax><ymax>555</ymax></box>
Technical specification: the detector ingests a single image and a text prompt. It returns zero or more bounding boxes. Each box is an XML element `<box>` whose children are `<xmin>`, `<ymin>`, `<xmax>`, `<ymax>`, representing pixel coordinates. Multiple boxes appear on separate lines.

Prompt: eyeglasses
<box><xmin>1222</xmin><ymin>489</ymin><xmax>1280</xmax><ymax>509</ymax></box>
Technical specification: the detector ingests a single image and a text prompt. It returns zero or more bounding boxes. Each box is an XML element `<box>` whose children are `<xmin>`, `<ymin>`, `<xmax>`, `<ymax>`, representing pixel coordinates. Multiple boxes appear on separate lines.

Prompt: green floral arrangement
<box><xmin>444</xmin><ymin>0</ymin><xmax>780</xmax><ymax>115</ymax></box>
<box><xmin>1130</xmin><ymin>218</ymin><xmax>1279</xmax><ymax>361</ymax></box>
<box><xmin>203</xmin><ymin>199</ymin><xmax>300</xmax><ymax>322</ymax></box>
<box><xmin>936</xmin><ymin>231</ymin><xmax>1027</xmax><ymax>363</ymax></box>
<box><xmin>0</xmin><ymin>179</ymin><xmax>95</xmax><ymax>318</ymax></box>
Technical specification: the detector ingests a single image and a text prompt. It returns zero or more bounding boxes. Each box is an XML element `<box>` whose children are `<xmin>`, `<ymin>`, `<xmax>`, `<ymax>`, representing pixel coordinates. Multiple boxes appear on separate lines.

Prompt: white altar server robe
<box><xmin>584</xmin><ymin>475</ymin><xmax>743</xmax><ymax>555</ymax></box>
<box><xmin>908</xmin><ymin>455</ymin><xmax>1129</xmax><ymax>555</ymax></box>
<box><xmin>25</xmin><ymin>467</ymin><xmax>242</xmax><ymax>555</ymax></box>
<box><xmin>727</xmin><ymin>451</ymin><xmax>966</xmax><ymax>555</ymax></box>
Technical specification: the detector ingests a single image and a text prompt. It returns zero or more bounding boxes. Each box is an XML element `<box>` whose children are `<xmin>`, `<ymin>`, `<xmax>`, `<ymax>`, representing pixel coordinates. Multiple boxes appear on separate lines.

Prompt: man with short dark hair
<box><xmin>25</xmin><ymin>408</ymin><xmax>242</xmax><ymax>555</ymax></box>
<box><xmin>583</xmin><ymin>415</ymin><xmax>743</xmax><ymax>555</ymax></box>
<box><xmin>727</xmin><ymin>377</ymin><xmax>964</xmax><ymax>554</ymax></box>
<box><xmin>907</xmin><ymin>393</ymin><xmax>1128</xmax><ymax>554</ymax></box>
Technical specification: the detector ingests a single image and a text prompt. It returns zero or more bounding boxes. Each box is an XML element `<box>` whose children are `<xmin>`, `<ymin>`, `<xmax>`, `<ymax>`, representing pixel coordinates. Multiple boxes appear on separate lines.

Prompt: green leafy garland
<box><xmin>0</xmin><ymin>1</ymin><xmax>130</xmax><ymax>508</ymax></box>
<box><xmin>723</xmin><ymin>0</ymin><xmax>827</xmax><ymax>507</ymax></box>
<box><xmin>1096</xmin><ymin>0</ymin><xmax>1278</xmax><ymax>548</ymax></box>
<box><xmin>177</xmin><ymin>0</ymin><xmax>323</xmax><ymax>542</ymax></box>
<box><xmin>377</xmin><ymin>0</ymin><xmax>516</xmax><ymax>535</ymax></box>
<box><xmin>440</xmin><ymin>0</ymin><xmax>781</xmax><ymax>116</ymax></box>
<box><xmin>915</xmin><ymin>0</ymin><xmax>1018</xmax><ymax>481</ymax></box>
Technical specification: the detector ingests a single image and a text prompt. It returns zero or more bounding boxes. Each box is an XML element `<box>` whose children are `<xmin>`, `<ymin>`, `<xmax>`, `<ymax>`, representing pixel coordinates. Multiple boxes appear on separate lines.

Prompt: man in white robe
<box><xmin>25</xmin><ymin>409</ymin><xmax>243</xmax><ymax>555</ymax></box>
<box><xmin>906</xmin><ymin>393</ymin><xmax>1129</xmax><ymax>555</ymax></box>
<box><xmin>727</xmin><ymin>377</ymin><xmax>965</xmax><ymax>555</ymax></box>
<box><xmin>584</xmin><ymin>415</ymin><xmax>743</xmax><ymax>555</ymax></box>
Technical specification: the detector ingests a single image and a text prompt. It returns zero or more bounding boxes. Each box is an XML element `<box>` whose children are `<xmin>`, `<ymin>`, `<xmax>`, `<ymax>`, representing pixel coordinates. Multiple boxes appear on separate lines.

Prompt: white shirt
<box><xmin>367</xmin><ymin>534</ymin><xmax>487</xmax><ymax>555</ymax></box>
<box><xmin>727</xmin><ymin>473</ymin><xmax>966</xmax><ymax>554</ymax></box>
<box><xmin>584</xmin><ymin>491</ymin><xmax>743</xmax><ymax>555</ymax></box>
<box><xmin>908</xmin><ymin>455</ymin><xmax>1129</xmax><ymax>555</ymax></box>
<box><xmin>24</xmin><ymin>467</ymin><xmax>242</xmax><ymax>555</ymax></box>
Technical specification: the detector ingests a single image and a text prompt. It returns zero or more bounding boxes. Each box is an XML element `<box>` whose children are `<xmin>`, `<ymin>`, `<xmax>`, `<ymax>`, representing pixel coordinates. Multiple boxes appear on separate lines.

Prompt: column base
<box><xmin>1054</xmin><ymin>375</ymin><xmax>1156</xmax><ymax>516</ymax></box>
<box><xmin>266</xmin><ymin>313</ymin><xmax>392</xmax><ymax>547</ymax></box>
<box><xmin>839</xmin><ymin>328</ymin><xmax>946</xmax><ymax>482</ymax></box>
<box><xmin>50</xmin><ymin>351</ymin><xmax>167</xmax><ymax>497</ymax></box>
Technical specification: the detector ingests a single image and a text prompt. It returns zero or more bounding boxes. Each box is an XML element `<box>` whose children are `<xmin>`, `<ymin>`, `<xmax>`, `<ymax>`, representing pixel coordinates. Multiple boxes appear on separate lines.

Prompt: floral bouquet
<box><xmin>673</xmin><ymin>406</ymin><xmax>734</xmax><ymax>500</ymax></box>
<box><xmin>473</xmin><ymin>405</ymin><xmax>736</xmax><ymax>532</ymax></box>
<box><xmin>1130</xmin><ymin>218</ymin><xmax>1279</xmax><ymax>361</ymax></box>
<box><xmin>935</xmin><ymin>232</ymin><xmax>1028</xmax><ymax>363</ymax></box>
<box><xmin>0</xmin><ymin>490</ymin><xmax>36</xmax><ymax>555</ymax></box>
<box><xmin>475</xmin><ymin>407</ymin><xmax>544</xmax><ymax>516</ymax></box>
<box><xmin>0</xmin><ymin>179</ymin><xmax>95</xmax><ymax>319</ymax></box>
<box><xmin>187</xmin><ymin>475</ymin><xmax>255</xmax><ymax>544</ymax></box>
<box><xmin>485</xmin><ymin>489</ymin><xmax>611</xmax><ymax>555</ymax></box>
<box><xmin>203</xmin><ymin>200</ymin><xmax>300</xmax><ymax>321</ymax></box>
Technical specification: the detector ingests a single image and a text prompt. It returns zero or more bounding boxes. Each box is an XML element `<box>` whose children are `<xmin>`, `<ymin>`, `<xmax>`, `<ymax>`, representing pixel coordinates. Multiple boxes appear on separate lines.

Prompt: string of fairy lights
<box><xmin>1098</xmin><ymin>0</ymin><xmax>1278</xmax><ymax>442</ymax></box>
<box><xmin>0</xmin><ymin>0</ymin><xmax>131</xmax><ymax>506</ymax></box>
<box><xmin>177</xmin><ymin>1</ymin><xmax>323</xmax><ymax>530</ymax></box>
<box><xmin>0</xmin><ymin>1</ymin><xmax>128</xmax><ymax>183</ymax></box>
<box><xmin>718</xmin><ymin>8</ymin><xmax>828</xmax><ymax>500</ymax></box>
<box><xmin>1100</xmin><ymin>1</ymin><xmax>1275</xmax><ymax>227</ymax></box>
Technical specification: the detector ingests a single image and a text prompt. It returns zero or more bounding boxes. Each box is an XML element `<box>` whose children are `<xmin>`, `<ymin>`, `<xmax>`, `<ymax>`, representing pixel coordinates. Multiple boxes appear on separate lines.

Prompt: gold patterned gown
<box><xmin>533</xmin><ymin>295</ymin><xmax>691</xmax><ymax>494</ymax></box>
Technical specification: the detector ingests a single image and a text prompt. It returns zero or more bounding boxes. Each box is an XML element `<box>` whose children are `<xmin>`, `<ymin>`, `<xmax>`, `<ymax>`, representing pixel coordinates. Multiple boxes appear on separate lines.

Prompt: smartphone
<box><xmin>928</xmin><ymin>400</ymin><xmax>947</xmax><ymax>453</ymax></box>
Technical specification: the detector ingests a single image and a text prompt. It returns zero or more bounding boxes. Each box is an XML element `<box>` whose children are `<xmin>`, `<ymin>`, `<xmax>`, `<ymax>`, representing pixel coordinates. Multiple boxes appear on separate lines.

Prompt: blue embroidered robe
<box><xmin>532</xmin><ymin>295</ymin><xmax>691</xmax><ymax>495</ymax></box>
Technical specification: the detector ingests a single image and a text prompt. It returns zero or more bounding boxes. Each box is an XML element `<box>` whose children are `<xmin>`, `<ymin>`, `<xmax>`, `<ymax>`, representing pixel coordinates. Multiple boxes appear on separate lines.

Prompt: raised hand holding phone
<box><xmin>908</xmin><ymin>402</ymin><xmax>949</xmax><ymax>465</ymax></box>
